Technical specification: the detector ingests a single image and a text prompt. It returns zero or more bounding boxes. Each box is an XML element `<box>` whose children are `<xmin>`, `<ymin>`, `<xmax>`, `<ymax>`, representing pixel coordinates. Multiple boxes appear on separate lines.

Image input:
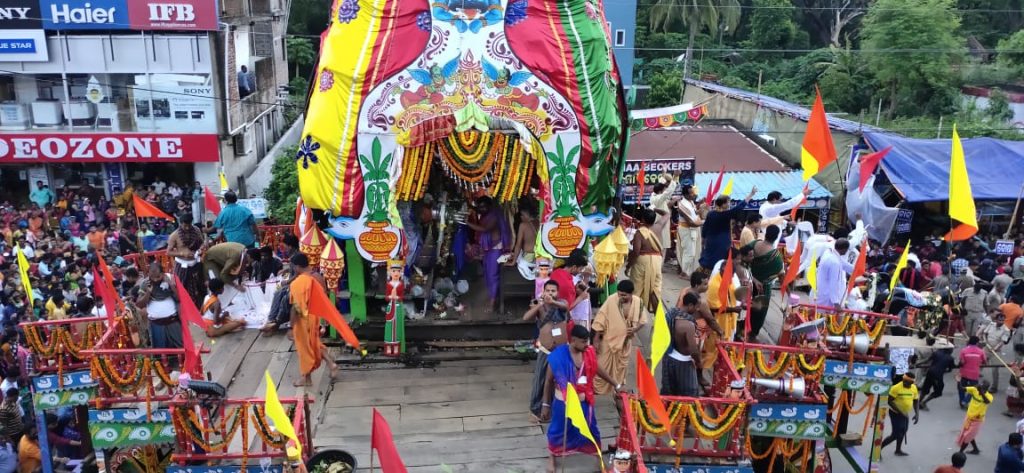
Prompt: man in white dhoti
<box><xmin>675</xmin><ymin>185</ymin><xmax>702</xmax><ymax>278</ymax></box>
<box><xmin>649</xmin><ymin>171</ymin><xmax>680</xmax><ymax>260</ymax></box>
<box><xmin>816</xmin><ymin>238</ymin><xmax>855</xmax><ymax>308</ymax></box>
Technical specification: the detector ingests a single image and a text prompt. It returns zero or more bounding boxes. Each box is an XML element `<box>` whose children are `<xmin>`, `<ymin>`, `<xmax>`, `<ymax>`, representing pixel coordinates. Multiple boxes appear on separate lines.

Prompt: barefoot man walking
<box><xmin>289</xmin><ymin>254</ymin><xmax>339</xmax><ymax>386</ymax></box>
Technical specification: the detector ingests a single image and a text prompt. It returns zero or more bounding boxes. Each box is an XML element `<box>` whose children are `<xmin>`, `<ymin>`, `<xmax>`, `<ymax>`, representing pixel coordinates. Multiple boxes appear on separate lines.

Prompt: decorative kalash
<box><xmin>384</xmin><ymin>259</ymin><xmax>406</xmax><ymax>357</ymax></box>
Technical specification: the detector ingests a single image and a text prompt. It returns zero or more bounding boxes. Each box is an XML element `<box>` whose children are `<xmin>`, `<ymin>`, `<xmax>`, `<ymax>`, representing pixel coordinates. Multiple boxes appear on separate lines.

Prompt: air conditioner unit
<box><xmin>233</xmin><ymin>126</ymin><xmax>255</xmax><ymax>156</ymax></box>
<box><xmin>758</xmin><ymin>134</ymin><xmax>777</xmax><ymax>146</ymax></box>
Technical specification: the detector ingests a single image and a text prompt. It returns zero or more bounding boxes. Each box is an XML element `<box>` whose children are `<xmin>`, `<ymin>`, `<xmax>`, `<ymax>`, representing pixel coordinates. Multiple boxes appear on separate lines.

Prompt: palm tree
<box><xmin>649</xmin><ymin>0</ymin><xmax>742</xmax><ymax>80</ymax></box>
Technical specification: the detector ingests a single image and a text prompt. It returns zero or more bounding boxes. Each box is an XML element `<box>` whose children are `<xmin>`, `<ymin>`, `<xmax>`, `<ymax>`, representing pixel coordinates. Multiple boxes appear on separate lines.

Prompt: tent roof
<box><xmin>694</xmin><ymin>171</ymin><xmax>832</xmax><ymax>203</ymax></box>
<box><xmin>627</xmin><ymin>125</ymin><xmax>788</xmax><ymax>172</ymax></box>
<box><xmin>865</xmin><ymin>131</ymin><xmax>1024</xmax><ymax>202</ymax></box>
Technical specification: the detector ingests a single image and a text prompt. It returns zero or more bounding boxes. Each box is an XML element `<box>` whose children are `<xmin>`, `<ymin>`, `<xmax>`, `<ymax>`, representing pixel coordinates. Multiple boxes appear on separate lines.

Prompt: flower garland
<box><xmin>252</xmin><ymin>405</ymin><xmax>289</xmax><ymax>448</ymax></box>
<box><xmin>23</xmin><ymin>324</ymin><xmax>59</xmax><ymax>357</ymax></box>
<box><xmin>632</xmin><ymin>399</ymin><xmax>687</xmax><ymax>435</ymax></box>
<box><xmin>858</xmin><ymin>319</ymin><xmax>887</xmax><ymax>344</ymax></box>
<box><xmin>750</xmin><ymin>351</ymin><xmax>791</xmax><ymax>378</ymax></box>
<box><xmin>91</xmin><ymin>356</ymin><xmax>151</xmax><ymax>394</ymax></box>
<box><xmin>686</xmin><ymin>403</ymin><xmax>745</xmax><ymax>439</ymax></box>
<box><xmin>826</xmin><ymin>315</ymin><xmax>853</xmax><ymax>336</ymax></box>
<box><xmin>633</xmin><ymin>399</ymin><xmax>745</xmax><ymax>439</ymax></box>
<box><xmin>487</xmin><ymin>138</ymin><xmax>533</xmax><ymax>203</ymax></box>
<box><xmin>152</xmin><ymin>360</ymin><xmax>178</xmax><ymax>389</ymax></box>
<box><xmin>396</xmin><ymin>143</ymin><xmax>434</xmax><ymax>201</ymax></box>
<box><xmin>437</xmin><ymin>131</ymin><xmax>502</xmax><ymax>184</ymax></box>
<box><xmin>173</xmin><ymin>406</ymin><xmax>243</xmax><ymax>452</ymax></box>
<box><xmin>797</xmin><ymin>354</ymin><xmax>826</xmax><ymax>373</ymax></box>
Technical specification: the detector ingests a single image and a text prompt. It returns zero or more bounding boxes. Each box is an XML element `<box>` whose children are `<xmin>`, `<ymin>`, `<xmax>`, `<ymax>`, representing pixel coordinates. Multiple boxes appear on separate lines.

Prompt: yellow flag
<box><xmin>219</xmin><ymin>172</ymin><xmax>230</xmax><ymax>192</ymax></box>
<box><xmin>564</xmin><ymin>384</ymin><xmax>601</xmax><ymax>457</ymax></box>
<box><xmin>263</xmin><ymin>371</ymin><xmax>301</xmax><ymax>457</ymax></box>
<box><xmin>721</xmin><ymin>177</ymin><xmax>734</xmax><ymax>196</ymax></box>
<box><xmin>946</xmin><ymin>125</ymin><xmax>978</xmax><ymax>241</ymax></box>
<box><xmin>807</xmin><ymin>249</ymin><xmax>819</xmax><ymax>296</ymax></box>
<box><xmin>16</xmin><ymin>247</ymin><xmax>32</xmax><ymax>310</ymax></box>
<box><xmin>650</xmin><ymin>300</ymin><xmax>670</xmax><ymax>375</ymax></box>
<box><xmin>889</xmin><ymin>242</ymin><xmax>911</xmax><ymax>294</ymax></box>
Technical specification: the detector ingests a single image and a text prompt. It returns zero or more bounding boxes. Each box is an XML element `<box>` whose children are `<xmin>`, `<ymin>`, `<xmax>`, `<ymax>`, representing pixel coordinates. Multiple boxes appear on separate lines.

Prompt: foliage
<box><xmin>286</xmin><ymin>37</ymin><xmax>317</xmax><ymax>78</ymax></box>
<box><xmin>288</xmin><ymin>0</ymin><xmax>332</xmax><ymax>37</ymax></box>
<box><xmin>264</xmin><ymin>146</ymin><xmax>300</xmax><ymax>224</ymax></box>
<box><xmin>959</xmin><ymin>0</ymin><xmax>1024</xmax><ymax>47</ymax></box>
<box><xmin>997</xmin><ymin>29</ymin><xmax>1024</xmax><ymax>74</ymax></box>
<box><xmin>284</xmin><ymin>76</ymin><xmax>310</xmax><ymax>125</ymax></box>
<box><xmin>648</xmin><ymin>0</ymin><xmax>742</xmax><ymax>78</ymax></box>
<box><xmin>986</xmin><ymin>88</ymin><xmax>1015</xmax><ymax>122</ymax></box>
<box><xmin>745</xmin><ymin>0</ymin><xmax>799</xmax><ymax>53</ymax></box>
<box><xmin>791</xmin><ymin>0</ymin><xmax>871</xmax><ymax>47</ymax></box>
<box><xmin>861</xmin><ymin>0</ymin><xmax>966</xmax><ymax>118</ymax></box>
<box><xmin>818</xmin><ymin>43</ymin><xmax>876</xmax><ymax>114</ymax></box>
<box><xmin>647</xmin><ymin>71</ymin><xmax>684</xmax><ymax>108</ymax></box>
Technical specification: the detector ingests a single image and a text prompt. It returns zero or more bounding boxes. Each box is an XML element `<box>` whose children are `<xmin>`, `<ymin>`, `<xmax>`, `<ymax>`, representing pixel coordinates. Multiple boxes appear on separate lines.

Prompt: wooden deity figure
<box><xmin>384</xmin><ymin>259</ymin><xmax>406</xmax><ymax>357</ymax></box>
<box><xmin>534</xmin><ymin>257</ymin><xmax>551</xmax><ymax>299</ymax></box>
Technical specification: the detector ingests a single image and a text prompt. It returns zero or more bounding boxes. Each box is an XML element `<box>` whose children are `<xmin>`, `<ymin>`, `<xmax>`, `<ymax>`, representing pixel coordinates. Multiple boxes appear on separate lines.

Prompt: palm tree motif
<box><xmin>358</xmin><ymin>137</ymin><xmax>393</xmax><ymax>222</ymax></box>
<box><xmin>545</xmin><ymin>136</ymin><xmax>581</xmax><ymax>218</ymax></box>
<box><xmin>648</xmin><ymin>0</ymin><xmax>741</xmax><ymax>80</ymax></box>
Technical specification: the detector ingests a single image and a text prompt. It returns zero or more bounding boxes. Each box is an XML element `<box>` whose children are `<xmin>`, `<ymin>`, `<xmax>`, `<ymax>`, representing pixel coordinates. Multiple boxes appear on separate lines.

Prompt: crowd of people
<box><xmin>509</xmin><ymin>170</ymin><xmax>1024</xmax><ymax>472</ymax></box>
<box><xmin>0</xmin><ymin>176</ymin><xmax>294</xmax><ymax>472</ymax></box>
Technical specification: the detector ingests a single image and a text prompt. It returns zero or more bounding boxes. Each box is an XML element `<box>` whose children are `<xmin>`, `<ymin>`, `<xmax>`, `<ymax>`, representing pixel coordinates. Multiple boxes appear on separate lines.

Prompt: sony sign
<box><xmin>0</xmin><ymin>0</ymin><xmax>42</xmax><ymax>30</ymax></box>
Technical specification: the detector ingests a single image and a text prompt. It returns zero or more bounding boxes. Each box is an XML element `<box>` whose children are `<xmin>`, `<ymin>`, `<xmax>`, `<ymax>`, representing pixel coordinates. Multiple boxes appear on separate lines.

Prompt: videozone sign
<box><xmin>36</xmin><ymin>0</ymin><xmax>218</xmax><ymax>31</ymax></box>
<box><xmin>0</xmin><ymin>134</ymin><xmax>220</xmax><ymax>163</ymax></box>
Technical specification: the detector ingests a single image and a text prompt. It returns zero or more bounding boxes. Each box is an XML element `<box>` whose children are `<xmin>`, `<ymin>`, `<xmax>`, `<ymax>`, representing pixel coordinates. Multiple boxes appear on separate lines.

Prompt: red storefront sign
<box><xmin>128</xmin><ymin>0</ymin><xmax>218</xmax><ymax>31</ymax></box>
<box><xmin>0</xmin><ymin>134</ymin><xmax>220</xmax><ymax>163</ymax></box>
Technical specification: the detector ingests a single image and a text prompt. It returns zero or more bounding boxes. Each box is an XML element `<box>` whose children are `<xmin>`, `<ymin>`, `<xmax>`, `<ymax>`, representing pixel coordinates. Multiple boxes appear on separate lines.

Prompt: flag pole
<box><xmin>1004</xmin><ymin>181</ymin><xmax>1024</xmax><ymax>239</ymax></box>
<box><xmin>561</xmin><ymin>407</ymin><xmax>569</xmax><ymax>473</ymax></box>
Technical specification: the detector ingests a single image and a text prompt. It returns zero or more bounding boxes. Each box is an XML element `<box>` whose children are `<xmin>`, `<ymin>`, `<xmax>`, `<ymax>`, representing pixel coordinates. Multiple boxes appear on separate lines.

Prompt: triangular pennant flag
<box><xmin>220</xmin><ymin>171</ymin><xmax>230</xmax><ymax>192</ymax></box>
<box><xmin>204</xmin><ymin>187</ymin><xmax>221</xmax><ymax>216</ymax></box>
<box><xmin>789</xmin><ymin>185</ymin><xmax>809</xmax><ymax>221</ymax></box>
<box><xmin>781</xmin><ymin>240</ymin><xmax>803</xmax><ymax>299</ymax></box>
<box><xmin>858</xmin><ymin>146</ymin><xmax>892</xmax><ymax>192</ymax></box>
<box><xmin>97</xmin><ymin>255</ymin><xmax>125</xmax><ymax>314</ymax></box>
<box><xmin>889</xmin><ymin>242</ymin><xmax>911</xmax><ymax>294</ymax></box>
<box><xmin>309</xmin><ymin>280</ymin><xmax>362</xmax><ymax>351</ymax></box>
<box><xmin>372</xmin><ymin>408</ymin><xmax>408</xmax><ymax>473</ymax></box>
<box><xmin>845</xmin><ymin>239</ymin><xmax>869</xmax><ymax>297</ymax></box>
<box><xmin>945</xmin><ymin>125</ymin><xmax>978</xmax><ymax>241</ymax></box>
<box><xmin>718</xmin><ymin>250</ymin><xmax>734</xmax><ymax>315</ymax></box>
<box><xmin>636</xmin><ymin>164</ymin><xmax>647</xmax><ymax>202</ymax></box>
<box><xmin>174</xmin><ymin>275</ymin><xmax>204</xmax><ymax>375</ymax></box>
<box><xmin>635</xmin><ymin>349</ymin><xmax>671</xmax><ymax>429</ymax></box>
<box><xmin>564</xmin><ymin>384</ymin><xmax>602</xmax><ymax>461</ymax></box>
<box><xmin>264</xmin><ymin>371</ymin><xmax>302</xmax><ymax>458</ymax></box>
<box><xmin>16</xmin><ymin>247</ymin><xmax>33</xmax><ymax>310</ymax></box>
<box><xmin>92</xmin><ymin>267</ymin><xmax>114</xmax><ymax>324</ymax></box>
<box><xmin>650</xmin><ymin>301</ymin><xmax>670</xmax><ymax>374</ymax></box>
<box><xmin>801</xmin><ymin>88</ymin><xmax>838</xmax><ymax>181</ymax></box>
<box><xmin>721</xmin><ymin>177</ymin><xmax>734</xmax><ymax>196</ymax></box>
<box><xmin>807</xmin><ymin>249</ymin><xmax>819</xmax><ymax>297</ymax></box>
<box><xmin>704</xmin><ymin>180</ymin><xmax>715</xmax><ymax>207</ymax></box>
<box><xmin>133</xmin><ymin>195</ymin><xmax>175</xmax><ymax>221</ymax></box>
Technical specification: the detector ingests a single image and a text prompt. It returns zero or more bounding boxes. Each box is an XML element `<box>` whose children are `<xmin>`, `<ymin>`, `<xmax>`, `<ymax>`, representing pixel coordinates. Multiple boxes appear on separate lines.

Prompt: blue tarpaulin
<box><xmin>865</xmin><ymin>131</ymin><xmax>1024</xmax><ymax>202</ymax></box>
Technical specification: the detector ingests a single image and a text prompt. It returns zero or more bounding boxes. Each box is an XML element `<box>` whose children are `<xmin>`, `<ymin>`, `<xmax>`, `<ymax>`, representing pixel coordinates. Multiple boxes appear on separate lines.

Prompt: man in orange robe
<box><xmin>289</xmin><ymin>254</ymin><xmax>339</xmax><ymax>387</ymax></box>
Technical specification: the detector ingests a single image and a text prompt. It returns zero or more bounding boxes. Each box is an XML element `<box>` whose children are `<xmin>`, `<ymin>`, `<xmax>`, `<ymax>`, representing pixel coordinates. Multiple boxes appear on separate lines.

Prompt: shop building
<box><xmin>0</xmin><ymin>0</ymin><xmax>292</xmax><ymax>203</ymax></box>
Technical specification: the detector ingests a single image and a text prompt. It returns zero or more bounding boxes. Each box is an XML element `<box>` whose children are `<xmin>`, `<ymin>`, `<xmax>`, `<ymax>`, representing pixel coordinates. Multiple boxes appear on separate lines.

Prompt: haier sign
<box><xmin>40</xmin><ymin>0</ymin><xmax>130</xmax><ymax>30</ymax></box>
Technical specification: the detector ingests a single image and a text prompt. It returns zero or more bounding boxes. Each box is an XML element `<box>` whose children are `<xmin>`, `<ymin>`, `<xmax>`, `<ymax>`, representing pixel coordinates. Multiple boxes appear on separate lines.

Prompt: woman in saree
<box><xmin>744</xmin><ymin>225</ymin><xmax>786</xmax><ymax>341</ymax></box>
<box><xmin>699</xmin><ymin>188</ymin><xmax>757</xmax><ymax>271</ymax></box>
<box><xmin>541</xmin><ymin>325</ymin><xmax>620</xmax><ymax>473</ymax></box>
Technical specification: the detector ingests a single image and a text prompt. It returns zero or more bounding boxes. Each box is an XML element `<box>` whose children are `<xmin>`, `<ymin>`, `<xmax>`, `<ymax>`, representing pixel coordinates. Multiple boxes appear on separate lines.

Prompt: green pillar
<box><xmin>345</xmin><ymin>240</ymin><xmax>367</xmax><ymax>323</ymax></box>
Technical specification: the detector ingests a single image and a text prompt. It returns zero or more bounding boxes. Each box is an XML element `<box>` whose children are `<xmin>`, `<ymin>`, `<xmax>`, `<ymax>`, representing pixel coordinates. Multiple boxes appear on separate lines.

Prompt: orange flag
<box><xmin>781</xmin><ymin>240</ymin><xmax>803</xmax><ymax>299</ymax></box>
<box><xmin>718</xmin><ymin>250</ymin><xmax>733</xmax><ymax>314</ymax></box>
<box><xmin>635</xmin><ymin>349</ymin><xmax>670</xmax><ymax>429</ymax></box>
<box><xmin>845</xmin><ymin>239</ymin><xmax>869</xmax><ymax>296</ymax></box>
<box><xmin>801</xmin><ymin>88</ymin><xmax>838</xmax><ymax>181</ymax></box>
<box><xmin>789</xmin><ymin>185</ymin><xmax>809</xmax><ymax>221</ymax></box>
<box><xmin>96</xmin><ymin>254</ymin><xmax>125</xmax><ymax>314</ymax></box>
<box><xmin>309</xmin><ymin>280</ymin><xmax>362</xmax><ymax>350</ymax></box>
<box><xmin>132</xmin><ymin>195</ymin><xmax>175</xmax><ymax>221</ymax></box>
<box><xmin>173</xmin><ymin>275</ymin><xmax>204</xmax><ymax>376</ymax></box>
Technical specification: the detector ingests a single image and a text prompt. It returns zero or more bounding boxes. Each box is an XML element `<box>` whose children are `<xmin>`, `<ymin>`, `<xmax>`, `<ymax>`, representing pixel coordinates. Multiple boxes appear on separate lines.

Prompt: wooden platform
<box><xmin>316</xmin><ymin>358</ymin><xmax>621</xmax><ymax>472</ymax></box>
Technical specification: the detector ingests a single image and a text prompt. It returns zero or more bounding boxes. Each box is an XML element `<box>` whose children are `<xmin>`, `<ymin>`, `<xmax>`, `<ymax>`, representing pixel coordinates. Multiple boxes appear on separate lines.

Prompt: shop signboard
<box><xmin>895</xmin><ymin>208</ymin><xmax>914</xmax><ymax>234</ymax></box>
<box><xmin>995</xmin><ymin>239</ymin><xmax>1015</xmax><ymax>256</ymax></box>
<box><xmin>238</xmin><ymin>198</ymin><xmax>268</xmax><ymax>219</ymax></box>
<box><xmin>0</xmin><ymin>29</ymin><xmax>48</xmax><ymax>62</ymax></box>
<box><xmin>38</xmin><ymin>0</ymin><xmax>218</xmax><ymax>31</ymax></box>
<box><xmin>0</xmin><ymin>0</ymin><xmax>43</xmax><ymax>29</ymax></box>
<box><xmin>134</xmin><ymin>83</ymin><xmax>218</xmax><ymax>133</ymax></box>
<box><xmin>0</xmin><ymin>133</ymin><xmax>220</xmax><ymax>163</ymax></box>
<box><xmin>621</xmin><ymin>158</ymin><xmax>696</xmax><ymax>205</ymax></box>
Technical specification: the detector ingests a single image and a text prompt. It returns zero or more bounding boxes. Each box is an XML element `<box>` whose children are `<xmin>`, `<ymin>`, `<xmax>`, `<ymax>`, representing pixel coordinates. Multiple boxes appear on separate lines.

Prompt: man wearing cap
<box><xmin>881</xmin><ymin>372</ymin><xmax>920</xmax><ymax>457</ymax></box>
<box><xmin>592</xmin><ymin>280</ymin><xmax>645</xmax><ymax>397</ymax></box>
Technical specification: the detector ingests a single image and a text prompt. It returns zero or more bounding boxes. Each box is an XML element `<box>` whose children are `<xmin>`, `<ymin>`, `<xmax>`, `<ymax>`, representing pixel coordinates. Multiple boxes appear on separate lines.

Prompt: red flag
<box><xmin>710</xmin><ymin>165</ymin><xmax>726</xmax><ymax>197</ymax></box>
<box><xmin>718</xmin><ymin>250</ymin><xmax>733</xmax><ymax>315</ymax></box>
<box><xmin>204</xmin><ymin>187</ymin><xmax>221</xmax><ymax>216</ymax></box>
<box><xmin>372</xmin><ymin>408</ymin><xmax>408</xmax><ymax>473</ymax></box>
<box><xmin>174</xmin><ymin>275</ymin><xmax>205</xmax><ymax>376</ymax></box>
<box><xmin>858</xmin><ymin>146</ymin><xmax>892</xmax><ymax>192</ymax></box>
<box><xmin>789</xmin><ymin>185</ymin><xmax>809</xmax><ymax>221</ymax></box>
<box><xmin>845</xmin><ymin>239</ymin><xmax>869</xmax><ymax>296</ymax></box>
<box><xmin>636</xmin><ymin>164</ymin><xmax>647</xmax><ymax>201</ymax></box>
<box><xmin>309</xmin><ymin>280</ymin><xmax>362</xmax><ymax>350</ymax></box>
<box><xmin>781</xmin><ymin>240</ymin><xmax>803</xmax><ymax>299</ymax></box>
<box><xmin>635</xmin><ymin>349</ymin><xmax>670</xmax><ymax>428</ymax></box>
<box><xmin>703</xmin><ymin>180</ymin><xmax>715</xmax><ymax>207</ymax></box>
<box><xmin>132</xmin><ymin>195</ymin><xmax>174</xmax><ymax>221</ymax></box>
<box><xmin>91</xmin><ymin>268</ymin><xmax>114</xmax><ymax>324</ymax></box>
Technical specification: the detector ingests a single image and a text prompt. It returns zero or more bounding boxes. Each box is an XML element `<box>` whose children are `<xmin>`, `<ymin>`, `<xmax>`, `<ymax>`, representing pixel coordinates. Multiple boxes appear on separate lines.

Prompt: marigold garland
<box><xmin>91</xmin><ymin>356</ymin><xmax>151</xmax><ymax>394</ymax></box>
<box><xmin>174</xmin><ymin>407</ymin><xmax>242</xmax><ymax>452</ymax></box>
<box><xmin>396</xmin><ymin>143</ymin><xmax>434</xmax><ymax>201</ymax></box>
<box><xmin>633</xmin><ymin>399</ymin><xmax>744</xmax><ymax>439</ymax></box>
<box><xmin>252</xmin><ymin>405</ymin><xmax>289</xmax><ymax>448</ymax></box>
<box><xmin>751</xmin><ymin>351</ymin><xmax>791</xmax><ymax>378</ymax></box>
<box><xmin>686</xmin><ymin>403</ymin><xmax>745</xmax><ymax>439</ymax></box>
<box><xmin>437</xmin><ymin>131</ymin><xmax>502</xmax><ymax>183</ymax></box>
<box><xmin>797</xmin><ymin>354</ymin><xmax>826</xmax><ymax>373</ymax></box>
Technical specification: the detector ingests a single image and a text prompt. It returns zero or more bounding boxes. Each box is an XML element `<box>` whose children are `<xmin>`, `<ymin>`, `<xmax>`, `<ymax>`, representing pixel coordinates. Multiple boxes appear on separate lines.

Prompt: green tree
<box><xmin>861</xmin><ymin>0</ymin><xmax>965</xmax><ymax>118</ymax></box>
<box><xmin>286</xmin><ymin>37</ymin><xmax>316</xmax><ymax>78</ymax></box>
<box><xmin>264</xmin><ymin>146</ymin><xmax>300</xmax><ymax>224</ymax></box>
<box><xmin>818</xmin><ymin>43</ymin><xmax>875</xmax><ymax>114</ymax></box>
<box><xmin>746</xmin><ymin>0</ymin><xmax>797</xmax><ymax>52</ymax></box>
<box><xmin>288</xmin><ymin>0</ymin><xmax>332</xmax><ymax>36</ymax></box>
<box><xmin>986</xmin><ymin>88</ymin><xmax>1014</xmax><ymax>122</ymax></box>
<box><xmin>646</xmin><ymin>71</ymin><xmax>683</xmax><ymax>107</ymax></box>
<box><xmin>997</xmin><ymin>29</ymin><xmax>1024</xmax><ymax>73</ymax></box>
<box><xmin>791</xmin><ymin>0</ymin><xmax>870</xmax><ymax>47</ymax></box>
<box><xmin>648</xmin><ymin>0</ymin><xmax>741</xmax><ymax>80</ymax></box>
